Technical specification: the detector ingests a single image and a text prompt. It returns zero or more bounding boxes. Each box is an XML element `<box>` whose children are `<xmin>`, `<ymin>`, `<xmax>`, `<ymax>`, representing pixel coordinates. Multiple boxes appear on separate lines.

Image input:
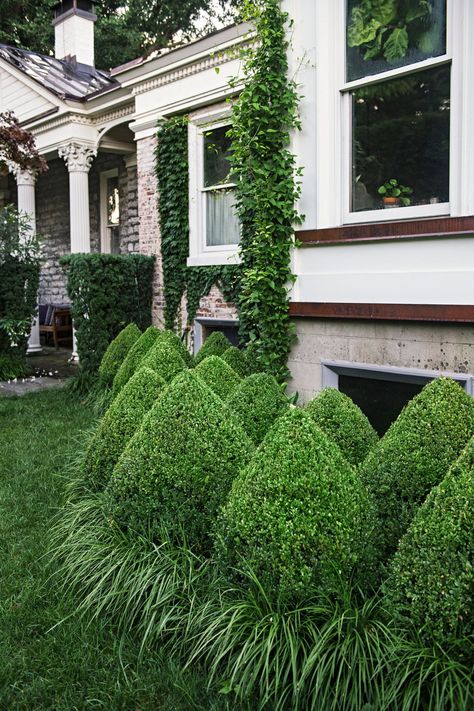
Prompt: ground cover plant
<box><xmin>98</xmin><ymin>322</ymin><xmax>141</xmax><ymax>387</ymax></box>
<box><xmin>112</xmin><ymin>324</ymin><xmax>160</xmax><ymax>396</ymax></box>
<box><xmin>194</xmin><ymin>355</ymin><xmax>241</xmax><ymax>400</ymax></box>
<box><xmin>305</xmin><ymin>387</ymin><xmax>379</xmax><ymax>466</ymax></box>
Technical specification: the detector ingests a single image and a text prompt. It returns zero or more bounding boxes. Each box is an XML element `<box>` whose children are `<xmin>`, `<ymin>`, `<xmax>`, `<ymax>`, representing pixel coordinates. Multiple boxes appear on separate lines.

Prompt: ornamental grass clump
<box><xmin>98</xmin><ymin>323</ymin><xmax>141</xmax><ymax>387</ymax></box>
<box><xmin>385</xmin><ymin>435</ymin><xmax>474</xmax><ymax>657</ymax></box>
<box><xmin>221</xmin><ymin>346</ymin><xmax>248</xmax><ymax>377</ymax></box>
<box><xmin>216</xmin><ymin>408</ymin><xmax>376</xmax><ymax>602</ymax></box>
<box><xmin>139</xmin><ymin>339</ymin><xmax>187</xmax><ymax>383</ymax></box>
<box><xmin>194</xmin><ymin>331</ymin><xmax>230</xmax><ymax>365</ymax></box>
<box><xmin>82</xmin><ymin>367</ymin><xmax>166</xmax><ymax>492</ymax></box>
<box><xmin>226</xmin><ymin>372</ymin><xmax>290</xmax><ymax>446</ymax></box>
<box><xmin>359</xmin><ymin>376</ymin><xmax>474</xmax><ymax>565</ymax></box>
<box><xmin>112</xmin><ymin>325</ymin><xmax>160</xmax><ymax>395</ymax></box>
<box><xmin>305</xmin><ymin>387</ymin><xmax>378</xmax><ymax>466</ymax></box>
<box><xmin>106</xmin><ymin>370</ymin><xmax>254</xmax><ymax>551</ymax></box>
<box><xmin>194</xmin><ymin>356</ymin><xmax>241</xmax><ymax>401</ymax></box>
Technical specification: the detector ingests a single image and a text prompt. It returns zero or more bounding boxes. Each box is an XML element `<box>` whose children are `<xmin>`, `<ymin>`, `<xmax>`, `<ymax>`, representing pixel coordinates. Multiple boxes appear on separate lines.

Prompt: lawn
<box><xmin>0</xmin><ymin>388</ymin><xmax>222</xmax><ymax>711</ymax></box>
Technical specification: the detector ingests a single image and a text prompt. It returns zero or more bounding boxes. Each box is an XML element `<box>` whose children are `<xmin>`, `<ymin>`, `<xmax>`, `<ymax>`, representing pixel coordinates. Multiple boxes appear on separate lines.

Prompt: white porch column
<box><xmin>10</xmin><ymin>165</ymin><xmax>42</xmax><ymax>353</ymax></box>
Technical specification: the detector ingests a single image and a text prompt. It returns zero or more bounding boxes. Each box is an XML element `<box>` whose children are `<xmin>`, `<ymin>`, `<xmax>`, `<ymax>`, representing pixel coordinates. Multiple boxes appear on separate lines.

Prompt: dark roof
<box><xmin>0</xmin><ymin>44</ymin><xmax>118</xmax><ymax>101</ymax></box>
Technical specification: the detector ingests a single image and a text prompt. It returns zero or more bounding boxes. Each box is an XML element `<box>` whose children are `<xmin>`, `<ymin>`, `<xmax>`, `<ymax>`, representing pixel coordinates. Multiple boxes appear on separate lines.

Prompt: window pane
<box><xmin>206</xmin><ymin>189</ymin><xmax>240</xmax><ymax>247</ymax></box>
<box><xmin>351</xmin><ymin>64</ymin><xmax>450</xmax><ymax>213</ymax></box>
<box><xmin>203</xmin><ymin>125</ymin><xmax>232</xmax><ymax>187</ymax></box>
<box><xmin>347</xmin><ymin>0</ymin><xmax>446</xmax><ymax>82</ymax></box>
<box><xmin>107</xmin><ymin>176</ymin><xmax>120</xmax><ymax>225</ymax></box>
<box><xmin>110</xmin><ymin>226</ymin><xmax>120</xmax><ymax>254</ymax></box>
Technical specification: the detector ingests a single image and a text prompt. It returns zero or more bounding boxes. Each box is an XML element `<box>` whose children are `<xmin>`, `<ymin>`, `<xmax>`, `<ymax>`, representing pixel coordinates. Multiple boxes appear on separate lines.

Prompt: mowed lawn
<box><xmin>0</xmin><ymin>389</ymin><xmax>221</xmax><ymax>711</ymax></box>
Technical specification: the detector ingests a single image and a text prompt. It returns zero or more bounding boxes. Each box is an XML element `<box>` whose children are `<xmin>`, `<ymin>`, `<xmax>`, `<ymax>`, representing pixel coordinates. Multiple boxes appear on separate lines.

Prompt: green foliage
<box><xmin>0</xmin><ymin>351</ymin><xmax>29</xmax><ymax>380</ymax></box>
<box><xmin>226</xmin><ymin>372</ymin><xmax>289</xmax><ymax>445</ymax></box>
<box><xmin>139</xmin><ymin>339</ymin><xmax>188</xmax><ymax>383</ymax></box>
<box><xmin>221</xmin><ymin>346</ymin><xmax>248</xmax><ymax>377</ymax></box>
<box><xmin>359</xmin><ymin>377</ymin><xmax>474</xmax><ymax>564</ymax></box>
<box><xmin>155</xmin><ymin>328</ymin><xmax>193</xmax><ymax>366</ymax></box>
<box><xmin>216</xmin><ymin>408</ymin><xmax>376</xmax><ymax>601</ymax></box>
<box><xmin>230</xmin><ymin>0</ymin><xmax>302</xmax><ymax>382</ymax></box>
<box><xmin>106</xmin><ymin>371</ymin><xmax>254</xmax><ymax>550</ymax></box>
<box><xmin>194</xmin><ymin>331</ymin><xmax>230</xmax><ymax>365</ymax></box>
<box><xmin>385</xmin><ymin>435</ymin><xmax>474</xmax><ymax>656</ymax></box>
<box><xmin>61</xmin><ymin>253</ymin><xmax>154</xmax><ymax>388</ymax></box>
<box><xmin>112</xmin><ymin>325</ymin><xmax>160</xmax><ymax>396</ymax></box>
<box><xmin>305</xmin><ymin>387</ymin><xmax>379</xmax><ymax>466</ymax></box>
<box><xmin>83</xmin><ymin>367</ymin><xmax>166</xmax><ymax>492</ymax></box>
<box><xmin>98</xmin><ymin>323</ymin><xmax>141</xmax><ymax>387</ymax></box>
<box><xmin>194</xmin><ymin>355</ymin><xmax>241</xmax><ymax>401</ymax></box>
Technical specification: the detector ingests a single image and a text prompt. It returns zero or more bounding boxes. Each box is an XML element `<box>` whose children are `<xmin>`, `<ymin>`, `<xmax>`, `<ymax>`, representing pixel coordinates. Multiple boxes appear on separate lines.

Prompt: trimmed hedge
<box><xmin>385</xmin><ymin>436</ymin><xmax>474</xmax><ymax>654</ymax></box>
<box><xmin>359</xmin><ymin>377</ymin><xmax>474</xmax><ymax>564</ymax></box>
<box><xmin>98</xmin><ymin>323</ymin><xmax>141</xmax><ymax>387</ymax></box>
<box><xmin>305</xmin><ymin>388</ymin><xmax>378</xmax><ymax>466</ymax></box>
<box><xmin>155</xmin><ymin>329</ymin><xmax>193</xmax><ymax>366</ymax></box>
<box><xmin>83</xmin><ymin>367</ymin><xmax>166</xmax><ymax>492</ymax></box>
<box><xmin>61</xmin><ymin>253</ymin><xmax>154</xmax><ymax>384</ymax></box>
<box><xmin>216</xmin><ymin>408</ymin><xmax>376</xmax><ymax>601</ymax></box>
<box><xmin>106</xmin><ymin>370</ymin><xmax>254</xmax><ymax>550</ymax></box>
<box><xmin>194</xmin><ymin>356</ymin><xmax>241</xmax><ymax>400</ymax></box>
<box><xmin>226</xmin><ymin>372</ymin><xmax>290</xmax><ymax>446</ymax></box>
<box><xmin>221</xmin><ymin>346</ymin><xmax>248</xmax><ymax>377</ymax></box>
<box><xmin>140</xmin><ymin>340</ymin><xmax>187</xmax><ymax>383</ymax></box>
<box><xmin>194</xmin><ymin>331</ymin><xmax>230</xmax><ymax>365</ymax></box>
<box><xmin>112</xmin><ymin>325</ymin><xmax>160</xmax><ymax>396</ymax></box>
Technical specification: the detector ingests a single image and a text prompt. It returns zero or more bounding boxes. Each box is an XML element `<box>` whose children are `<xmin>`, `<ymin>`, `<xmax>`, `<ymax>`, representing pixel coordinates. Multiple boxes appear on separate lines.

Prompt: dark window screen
<box><xmin>338</xmin><ymin>375</ymin><xmax>426</xmax><ymax>436</ymax></box>
<box><xmin>204</xmin><ymin>324</ymin><xmax>240</xmax><ymax>348</ymax></box>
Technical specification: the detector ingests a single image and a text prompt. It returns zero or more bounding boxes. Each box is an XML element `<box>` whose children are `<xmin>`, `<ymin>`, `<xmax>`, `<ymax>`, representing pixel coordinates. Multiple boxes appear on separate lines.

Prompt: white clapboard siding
<box><xmin>0</xmin><ymin>67</ymin><xmax>56</xmax><ymax>122</ymax></box>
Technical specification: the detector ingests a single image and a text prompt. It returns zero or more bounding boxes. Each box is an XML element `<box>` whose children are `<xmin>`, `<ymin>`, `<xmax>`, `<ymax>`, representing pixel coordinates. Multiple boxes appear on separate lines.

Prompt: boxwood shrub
<box><xmin>140</xmin><ymin>339</ymin><xmax>187</xmax><ymax>383</ymax></box>
<box><xmin>112</xmin><ymin>325</ymin><xmax>160</xmax><ymax>395</ymax></box>
<box><xmin>221</xmin><ymin>346</ymin><xmax>248</xmax><ymax>377</ymax></box>
<box><xmin>194</xmin><ymin>331</ymin><xmax>230</xmax><ymax>365</ymax></box>
<box><xmin>194</xmin><ymin>356</ymin><xmax>241</xmax><ymax>400</ymax></box>
<box><xmin>155</xmin><ymin>329</ymin><xmax>193</xmax><ymax>366</ymax></box>
<box><xmin>106</xmin><ymin>370</ymin><xmax>254</xmax><ymax>550</ymax></box>
<box><xmin>385</xmin><ymin>435</ymin><xmax>474</xmax><ymax>655</ymax></box>
<box><xmin>359</xmin><ymin>377</ymin><xmax>474</xmax><ymax>564</ymax></box>
<box><xmin>83</xmin><ymin>367</ymin><xmax>166</xmax><ymax>492</ymax></box>
<box><xmin>226</xmin><ymin>372</ymin><xmax>290</xmax><ymax>445</ymax></box>
<box><xmin>305</xmin><ymin>388</ymin><xmax>378</xmax><ymax>466</ymax></box>
<box><xmin>98</xmin><ymin>323</ymin><xmax>141</xmax><ymax>387</ymax></box>
<box><xmin>215</xmin><ymin>408</ymin><xmax>376</xmax><ymax>602</ymax></box>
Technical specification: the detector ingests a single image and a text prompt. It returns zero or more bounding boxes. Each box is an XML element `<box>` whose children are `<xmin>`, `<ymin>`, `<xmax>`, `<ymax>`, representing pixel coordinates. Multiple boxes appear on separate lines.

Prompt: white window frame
<box><xmin>188</xmin><ymin>107</ymin><xmax>241</xmax><ymax>267</ymax></box>
<box><xmin>100</xmin><ymin>168</ymin><xmax>120</xmax><ymax>254</ymax></box>
<box><xmin>312</xmin><ymin>0</ymin><xmax>474</xmax><ymax>229</ymax></box>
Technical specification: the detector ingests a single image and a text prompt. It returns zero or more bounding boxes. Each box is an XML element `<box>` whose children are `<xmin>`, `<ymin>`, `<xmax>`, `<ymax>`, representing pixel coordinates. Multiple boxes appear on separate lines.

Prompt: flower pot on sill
<box><xmin>383</xmin><ymin>197</ymin><xmax>400</xmax><ymax>208</ymax></box>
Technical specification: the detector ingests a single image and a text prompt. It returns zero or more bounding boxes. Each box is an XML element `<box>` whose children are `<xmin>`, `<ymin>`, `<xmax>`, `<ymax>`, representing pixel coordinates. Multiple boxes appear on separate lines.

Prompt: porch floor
<box><xmin>0</xmin><ymin>347</ymin><xmax>78</xmax><ymax>397</ymax></box>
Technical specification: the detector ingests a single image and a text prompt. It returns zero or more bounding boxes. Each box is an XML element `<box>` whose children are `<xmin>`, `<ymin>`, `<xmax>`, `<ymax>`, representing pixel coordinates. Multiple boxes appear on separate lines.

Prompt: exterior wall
<box><xmin>288</xmin><ymin>318</ymin><xmax>474</xmax><ymax>404</ymax></box>
<box><xmin>120</xmin><ymin>160</ymin><xmax>139</xmax><ymax>252</ymax></box>
<box><xmin>136</xmin><ymin>134</ymin><xmax>165</xmax><ymax>327</ymax></box>
<box><xmin>195</xmin><ymin>284</ymin><xmax>238</xmax><ymax>322</ymax></box>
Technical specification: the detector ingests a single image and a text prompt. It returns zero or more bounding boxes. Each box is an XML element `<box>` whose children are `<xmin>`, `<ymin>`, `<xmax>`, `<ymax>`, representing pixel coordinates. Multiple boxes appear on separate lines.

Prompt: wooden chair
<box><xmin>39</xmin><ymin>304</ymin><xmax>73</xmax><ymax>349</ymax></box>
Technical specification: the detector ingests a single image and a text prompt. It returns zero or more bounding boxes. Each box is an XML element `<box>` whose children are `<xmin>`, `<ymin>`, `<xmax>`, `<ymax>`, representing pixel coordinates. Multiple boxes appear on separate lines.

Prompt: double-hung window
<box><xmin>100</xmin><ymin>169</ymin><xmax>120</xmax><ymax>253</ymax></box>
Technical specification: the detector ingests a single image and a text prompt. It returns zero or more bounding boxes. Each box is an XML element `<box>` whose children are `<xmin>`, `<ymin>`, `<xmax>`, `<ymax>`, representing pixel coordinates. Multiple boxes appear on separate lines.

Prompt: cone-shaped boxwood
<box><xmin>359</xmin><ymin>377</ymin><xmax>474</xmax><ymax>564</ymax></box>
<box><xmin>194</xmin><ymin>356</ymin><xmax>241</xmax><ymax>400</ymax></box>
<box><xmin>140</xmin><ymin>340</ymin><xmax>187</xmax><ymax>383</ymax></box>
<box><xmin>83</xmin><ymin>367</ymin><xmax>166</xmax><ymax>492</ymax></box>
<box><xmin>106</xmin><ymin>371</ymin><xmax>254</xmax><ymax>550</ymax></box>
<box><xmin>112</xmin><ymin>325</ymin><xmax>160</xmax><ymax>395</ymax></box>
<box><xmin>194</xmin><ymin>331</ymin><xmax>230</xmax><ymax>365</ymax></box>
<box><xmin>216</xmin><ymin>408</ymin><xmax>376</xmax><ymax>601</ymax></box>
<box><xmin>385</xmin><ymin>436</ymin><xmax>474</xmax><ymax>654</ymax></box>
<box><xmin>221</xmin><ymin>346</ymin><xmax>248</xmax><ymax>378</ymax></box>
<box><xmin>98</xmin><ymin>323</ymin><xmax>141</xmax><ymax>387</ymax></box>
<box><xmin>155</xmin><ymin>329</ymin><xmax>193</xmax><ymax>366</ymax></box>
<box><xmin>226</xmin><ymin>372</ymin><xmax>290</xmax><ymax>446</ymax></box>
<box><xmin>305</xmin><ymin>388</ymin><xmax>378</xmax><ymax>466</ymax></box>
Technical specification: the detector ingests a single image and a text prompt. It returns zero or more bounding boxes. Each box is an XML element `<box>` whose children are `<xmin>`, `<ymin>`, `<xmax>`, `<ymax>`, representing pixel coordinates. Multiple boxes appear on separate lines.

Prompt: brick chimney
<box><xmin>52</xmin><ymin>0</ymin><xmax>98</xmax><ymax>67</ymax></box>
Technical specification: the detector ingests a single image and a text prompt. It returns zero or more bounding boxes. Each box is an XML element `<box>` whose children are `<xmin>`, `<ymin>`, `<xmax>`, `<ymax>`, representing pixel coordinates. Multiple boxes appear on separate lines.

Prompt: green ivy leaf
<box><xmin>383</xmin><ymin>27</ymin><xmax>409</xmax><ymax>62</ymax></box>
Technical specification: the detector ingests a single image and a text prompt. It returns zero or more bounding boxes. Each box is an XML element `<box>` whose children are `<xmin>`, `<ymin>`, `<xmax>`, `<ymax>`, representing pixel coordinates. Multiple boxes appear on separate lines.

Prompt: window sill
<box><xmin>187</xmin><ymin>250</ymin><xmax>240</xmax><ymax>267</ymax></box>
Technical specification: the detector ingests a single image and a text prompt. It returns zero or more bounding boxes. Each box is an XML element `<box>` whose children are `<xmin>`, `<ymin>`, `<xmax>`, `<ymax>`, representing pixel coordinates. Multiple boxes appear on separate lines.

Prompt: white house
<box><xmin>1</xmin><ymin>0</ymin><xmax>473</xmax><ymax>429</ymax></box>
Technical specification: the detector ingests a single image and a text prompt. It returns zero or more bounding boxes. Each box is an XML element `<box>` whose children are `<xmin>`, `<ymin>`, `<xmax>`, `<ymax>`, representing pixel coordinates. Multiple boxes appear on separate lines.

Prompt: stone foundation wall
<box><xmin>288</xmin><ymin>318</ymin><xmax>474</xmax><ymax>404</ymax></box>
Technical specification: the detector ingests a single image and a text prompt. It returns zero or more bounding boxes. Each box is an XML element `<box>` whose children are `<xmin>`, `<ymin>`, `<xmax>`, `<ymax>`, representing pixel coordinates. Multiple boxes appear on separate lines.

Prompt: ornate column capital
<box><xmin>5</xmin><ymin>161</ymin><xmax>38</xmax><ymax>186</ymax></box>
<box><xmin>58</xmin><ymin>142</ymin><xmax>97</xmax><ymax>173</ymax></box>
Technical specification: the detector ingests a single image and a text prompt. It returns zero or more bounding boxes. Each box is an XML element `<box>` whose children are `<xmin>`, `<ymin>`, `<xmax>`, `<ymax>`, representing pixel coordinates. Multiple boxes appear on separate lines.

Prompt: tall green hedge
<box><xmin>112</xmin><ymin>325</ymin><xmax>160</xmax><ymax>396</ymax></box>
<box><xmin>61</xmin><ymin>253</ymin><xmax>154</xmax><ymax>384</ymax></box>
<box><xmin>98</xmin><ymin>323</ymin><xmax>141</xmax><ymax>387</ymax></box>
<box><xmin>359</xmin><ymin>377</ymin><xmax>474</xmax><ymax>564</ymax></box>
<box><xmin>106</xmin><ymin>370</ymin><xmax>254</xmax><ymax>550</ymax></box>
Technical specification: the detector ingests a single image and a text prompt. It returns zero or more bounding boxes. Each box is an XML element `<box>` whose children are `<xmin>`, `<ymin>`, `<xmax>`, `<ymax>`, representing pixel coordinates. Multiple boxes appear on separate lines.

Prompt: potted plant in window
<box><xmin>378</xmin><ymin>179</ymin><xmax>413</xmax><ymax>208</ymax></box>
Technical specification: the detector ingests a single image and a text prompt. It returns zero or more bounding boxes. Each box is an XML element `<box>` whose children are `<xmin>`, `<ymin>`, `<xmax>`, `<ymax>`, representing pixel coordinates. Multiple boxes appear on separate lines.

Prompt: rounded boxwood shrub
<box><xmin>305</xmin><ymin>388</ymin><xmax>378</xmax><ymax>466</ymax></box>
<box><xmin>226</xmin><ymin>372</ymin><xmax>290</xmax><ymax>446</ymax></box>
<box><xmin>194</xmin><ymin>356</ymin><xmax>241</xmax><ymax>401</ymax></box>
<box><xmin>112</xmin><ymin>325</ymin><xmax>160</xmax><ymax>395</ymax></box>
<box><xmin>194</xmin><ymin>331</ymin><xmax>230</xmax><ymax>365</ymax></box>
<box><xmin>216</xmin><ymin>408</ymin><xmax>376</xmax><ymax>601</ymax></box>
<box><xmin>106</xmin><ymin>371</ymin><xmax>254</xmax><ymax>550</ymax></box>
<box><xmin>83</xmin><ymin>367</ymin><xmax>166</xmax><ymax>492</ymax></box>
<box><xmin>140</xmin><ymin>339</ymin><xmax>187</xmax><ymax>383</ymax></box>
<box><xmin>359</xmin><ymin>377</ymin><xmax>474</xmax><ymax>564</ymax></box>
<box><xmin>155</xmin><ymin>329</ymin><xmax>193</xmax><ymax>366</ymax></box>
<box><xmin>98</xmin><ymin>323</ymin><xmax>141</xmax><ymax>387</ymax></box>
<box><xmin>385</xmin><ymin>436</ymin><xmax>474</xmax><ymax>655</ymax></box>
<box><xmin>221</xmin><ymin>346</ymin><xmax>248</xmax><ymax>378</ymax></box>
